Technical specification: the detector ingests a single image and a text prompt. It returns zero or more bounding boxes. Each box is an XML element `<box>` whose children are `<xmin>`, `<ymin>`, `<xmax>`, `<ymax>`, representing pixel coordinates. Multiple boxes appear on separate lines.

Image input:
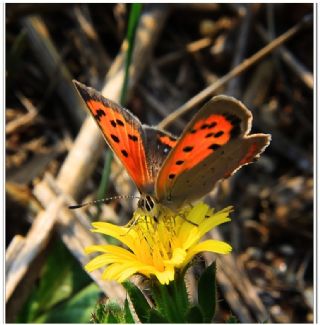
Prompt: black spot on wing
<box><xmin>128</xmin><ymin>134</ymin><xmax>138</xmax><ymax>142</ymax></box>
<box><xmin>169</xmin><ymin>174</ymin><xmax>175</xmax><ymax>179</ymax></box>
<box><xmin>183</xmin><ymin>146</ymin><xmax>193</xmax><ymax>152</ymax></box>
<box><xmin>121</xmin><ymin>149</ymin><xmax>128</xmax><ymax>157</ymax></box>
<box><xmin>94</xmin><ymin>109</ymin><xmax>106</xmax><ymax>122</ymax></box>
<box><xmin>214</xmin><ymin>131</ymin><xmax>224</xmax><ymax>138</ymax></box>
<box><xmin>208</xmin><ymin>143</ymin><xmax>221</xmax><ymax>151</ymax></box>
<box><xmin>116</xmin><ymin>119</ymin><xmax>124</xmax><ymax>126</ymax></box>
<box><xmin>110</xmin><ymin>120</ymin><xmax>117</xmax><ymax>127</ymax></box>
<box><xmin>208</xmin><ymin>121</ymin><xmax>217</xmax><ymax>129</ymax></box>
<box><xmin>175</xmin><ymin>160</ymin><xmax>184</xmax><ymax>165</ymax></box>
<box><xmin>111</xmin><ymin>134</ymin><xmax>120</xmax><ymax>143</ymax></box>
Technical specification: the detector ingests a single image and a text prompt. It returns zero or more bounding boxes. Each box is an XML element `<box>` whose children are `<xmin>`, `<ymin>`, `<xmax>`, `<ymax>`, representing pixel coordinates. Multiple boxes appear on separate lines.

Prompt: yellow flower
<box><xmin>85</xmin><ymin>202</ymin><xmax>232</xmax><ymax>285</ymax></box>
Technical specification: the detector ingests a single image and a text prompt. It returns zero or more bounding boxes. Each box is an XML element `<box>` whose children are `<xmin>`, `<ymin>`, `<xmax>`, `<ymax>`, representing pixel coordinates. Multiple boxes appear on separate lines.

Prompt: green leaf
<box><xmin>148</xmin><ymin>309</ymin><xmax>169</xmax><ymax>323</ymax></box>
<box><xmin>32</xmin><ymin>242</ymin><xmax>73</xmax><ymax>309</ymax></box>
<box><xmin>173</xmin><ymin>271</ymin><xmax>190</xmax><ymax>316</ymax></box>
<box><xmin>123</xmin><ymin>281</ymin><xmax>151</xmax><ymax>323</ymax></box>
<box><xmin>35</xmin><ymin>282</ymin><xmax>101</xmax><ymax>323</ymax></box>
<box><xmin>17</xmin><ymin>240</ymin><xmax>92</xmax><ymax>322</ymax></box>
<box><xmin>120</xmin><ymin>3</ymin><xmax>143</xmax><ymax>105</ymax></box>
<box><xmin>124</xmin><ymin>298</ymin><xmax>135</xmax><ymax>323</ymax></box>
<box><xmin>186</xmin><ymin>305</ymin><xmax>204</xmax><ymax>323</ymax></box>
<box><xmin>198</xmin><ymin>261</ymin><xmax>217</xmax><ymax>322</ymax></box>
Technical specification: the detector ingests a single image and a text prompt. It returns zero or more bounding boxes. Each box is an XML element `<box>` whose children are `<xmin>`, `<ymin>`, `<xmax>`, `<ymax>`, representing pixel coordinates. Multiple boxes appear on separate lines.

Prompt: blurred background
<box><xmin>5</xmin><ymin>3</ymin><xmax>313</xmax><ymax>323</ymax></box>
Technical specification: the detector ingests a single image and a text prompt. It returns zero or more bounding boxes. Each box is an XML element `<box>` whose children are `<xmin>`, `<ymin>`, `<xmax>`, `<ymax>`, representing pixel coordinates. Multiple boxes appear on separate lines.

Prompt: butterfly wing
<box><xmin>74</xmin><ymin>81</ymin><xmax>152</xmax><ymax>192</ymax></box>
<box><xmin>156</xmin><ymin>95</ymin><xmax>271</xmax><ymax>208</ymax></box>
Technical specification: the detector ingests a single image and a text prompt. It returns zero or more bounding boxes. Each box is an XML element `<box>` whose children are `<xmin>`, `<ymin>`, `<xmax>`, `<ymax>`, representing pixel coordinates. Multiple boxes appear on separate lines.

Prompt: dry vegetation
<box><xmin>6</xmin><ymin>3</ymin><xmax>313</xmax><ymax>323</ymax></box>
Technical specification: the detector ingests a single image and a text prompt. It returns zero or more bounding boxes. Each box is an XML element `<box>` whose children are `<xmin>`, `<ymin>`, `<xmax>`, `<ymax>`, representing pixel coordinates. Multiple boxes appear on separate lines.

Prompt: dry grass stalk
<box><xmin>158</xmin><ymin>13</ymin><xmax>312</xmax><ymax>129</ymax></box>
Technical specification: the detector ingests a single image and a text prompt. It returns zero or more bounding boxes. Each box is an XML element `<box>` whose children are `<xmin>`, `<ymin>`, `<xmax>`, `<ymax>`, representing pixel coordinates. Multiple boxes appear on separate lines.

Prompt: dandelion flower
<box><xmin>85</xmin><ymin>202</ymin><xmax>232</xmax><ymax>285</ymax></box>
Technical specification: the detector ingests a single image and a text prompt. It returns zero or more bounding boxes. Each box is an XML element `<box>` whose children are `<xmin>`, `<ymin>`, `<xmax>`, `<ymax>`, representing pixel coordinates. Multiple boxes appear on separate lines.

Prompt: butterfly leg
<box><xmin>177</xmin><ymin>213</ymin><xmax>198</xmax><ymax>227</ymax></box>
<box><xmin>123</xmin><ymin>213</ymin><xmax>144</xmax><ymax>235</ymax></box>
<box><xmin>123</xmin><ymin>210</ymin><xmax>156</xmax><ymax>235</ymax></box>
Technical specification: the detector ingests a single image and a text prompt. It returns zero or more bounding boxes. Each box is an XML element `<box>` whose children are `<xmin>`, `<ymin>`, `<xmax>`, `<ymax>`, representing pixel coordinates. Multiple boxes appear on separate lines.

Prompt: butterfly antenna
<box><xmin>68</xmin><ymin>195</ymin><xmax>140</xmax><ymax>210</ymax></box>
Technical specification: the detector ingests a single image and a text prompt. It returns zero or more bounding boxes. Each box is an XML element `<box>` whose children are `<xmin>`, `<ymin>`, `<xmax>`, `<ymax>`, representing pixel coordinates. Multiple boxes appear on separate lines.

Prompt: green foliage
<box><xmin>198</xmin><ymin>261</ymin><xmax>217</xmax><ymax>322</ymax></box>
<box><xmin>35</xmin><ymin>283</ymin><xmax>100</xmax><ymax>323</ymax></box>
<box><xmin>120</xmin><ymin>3</ymin><xmax>143</xmax><ymax>105</ymax></box>
<box><xmin>122</xmin><ymin>280</ymin><xmax>151</xmax><ymax>323</ymax></box>
<box><xmin>7</xmin><ymin>29</ymin><xmax>27</xmax><ymax>81</ymax></box>
<box><xmin>120</xmin><ymin>262</ymin><xmax>220</xmax><ymax>323</ymax></box>
<box><xmin>151</xmin><ymin>274</ymin><xmax>189</xmax><ymax>323</ymax></box>
<box><xmin>17</xmin><ymin>240</ymin><xmax>100</xmax><ymax>323</ymax></box>
<box><xmin>148</xmin><ymin>309</ymin><xmax>169</xmax><ymax>323</ymax></box>
<box><xmin>186</xmin><ymin>305</ymin><xmax>205</xmax><ymax>323</ymax></box>
<box><xmin>124</xmin><ymin>298</ymin><xmax>135</xmax><ymax>323</ymax></box>
<box><xmin>91</xmin><ymin>298</ymin><xmax>135</xmax><ymax>323</ymax></box>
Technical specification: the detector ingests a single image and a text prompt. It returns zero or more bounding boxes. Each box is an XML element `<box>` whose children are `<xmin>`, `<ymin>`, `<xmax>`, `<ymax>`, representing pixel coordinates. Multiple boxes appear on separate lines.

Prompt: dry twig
<box><xmin>158</xmin><ymin>13</ymin><xmax>312</xmax><ymax>129</ymax></box>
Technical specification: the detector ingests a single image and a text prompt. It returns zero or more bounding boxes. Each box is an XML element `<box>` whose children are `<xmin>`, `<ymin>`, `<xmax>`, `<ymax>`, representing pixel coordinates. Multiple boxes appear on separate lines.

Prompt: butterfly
<box><xmin>73</xmin><ymin>80</ymin><xmax>271</xmax><ymax>216</ymax></box>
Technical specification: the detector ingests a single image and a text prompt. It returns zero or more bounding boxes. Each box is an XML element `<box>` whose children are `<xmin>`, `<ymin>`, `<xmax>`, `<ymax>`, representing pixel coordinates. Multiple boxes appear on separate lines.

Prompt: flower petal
<box><xmin>197</xmin><ymin>207</ymin><xmax>233</xmax><ymax>239</ymax></box>
<box><xmin>84</xmin><ymin>203</ymin><xmax>233</xmax><ymax>284</ymax></box>
<box><xmin>91</xmin><ymin>222</ymin><xmax>137</xmax><ymax>250</ymax></box>
<box><xmin>184</xmin><ymin>239</ymin><xmax>232</xmax><ymax>265</ymax></box>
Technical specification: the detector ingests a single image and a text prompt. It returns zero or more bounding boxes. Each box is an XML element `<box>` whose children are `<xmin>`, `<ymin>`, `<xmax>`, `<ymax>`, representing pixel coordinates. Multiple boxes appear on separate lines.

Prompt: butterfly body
<box><xmin>74</xmin><ymin>80</ymin><xmax>271</xmax><ymax>214</ymax></box>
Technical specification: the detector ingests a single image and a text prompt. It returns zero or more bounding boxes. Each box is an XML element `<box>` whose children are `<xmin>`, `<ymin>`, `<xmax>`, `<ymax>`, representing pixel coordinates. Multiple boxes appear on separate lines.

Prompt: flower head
<box><xmin>85</xmin><ymin>202</ymin><xmax>232</xmax><ymax>285</ymax></box>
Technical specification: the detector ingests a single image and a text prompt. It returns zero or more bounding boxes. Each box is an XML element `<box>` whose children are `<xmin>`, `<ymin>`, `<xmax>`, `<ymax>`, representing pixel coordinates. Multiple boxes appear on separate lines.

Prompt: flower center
<box><xmin>131</xmin><ymin>206</ymin><xmax>184</xmax><ymax>263</ymax></box>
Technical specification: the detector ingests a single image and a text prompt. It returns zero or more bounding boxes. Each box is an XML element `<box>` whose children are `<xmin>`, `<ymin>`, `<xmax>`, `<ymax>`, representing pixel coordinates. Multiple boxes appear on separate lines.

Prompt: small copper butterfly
<box><xmin>74</xmin><ymin>80</ymin><xmax>271</xmax><ymax>216</ymax></box>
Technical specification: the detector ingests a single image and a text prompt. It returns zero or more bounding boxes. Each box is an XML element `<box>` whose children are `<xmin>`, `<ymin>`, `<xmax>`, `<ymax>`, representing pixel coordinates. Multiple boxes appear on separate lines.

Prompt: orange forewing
<box><xmin>155</xmin><ymin>95</ymin><xmax>256</xmax><ymax>204</ymax></box>
<box><xmin>158</xmin><ymin>114</ymin><xmax>234</xmax><ymax>181</ymax></box>
<box><xmin>156</xmin><ymin>115</ymin><xmax>241</xmax><ymax>201</ymax></box>
<box><xmin>74</xmin><ymin>81</ymin><xmax>151</xmax><ymax>191</ymax></box>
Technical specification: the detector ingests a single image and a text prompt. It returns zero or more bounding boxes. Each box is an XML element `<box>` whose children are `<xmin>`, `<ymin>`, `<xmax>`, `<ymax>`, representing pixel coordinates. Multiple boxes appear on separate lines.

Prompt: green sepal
<box><xmin>124</xmin><ymin>297</ymin><xmax>135</xmax><ymax>323</ymax></box>
<box><xmin>198</xmin><ymin>261</ymin><xmax>217</xmax><ymax>322</ymax></box>
<box><xmin>148</xmin><ymin>309</ymin><xmax>170</xmax><ymax>323</ymax></box>
<box><xmin>150</xmin><ymin>272</ymin><xmax>190</xmax><ymax>323</ymax></box>
<box><xmin>186</xmin><ymin>305</ymin><xmax>205</xmax><ymax>323</ymax></box>
<box><xmin>91</xmin><ymin>298</ymin><xmax>137</xmax><ymax>323</ymax></box>
<box><xmin>92</xmin><ymin>300</ymin><xmax>124</xmax><ymax>323</ymax></box>
<box><xmin>105</xmin><ymin>310</ymin><xmax>120</xmax><ymax>323</ymax></box>
<box><xmin>122</xmin><ymin>281</ymin><xmax>151</xmax><ymax>323</ymax></box>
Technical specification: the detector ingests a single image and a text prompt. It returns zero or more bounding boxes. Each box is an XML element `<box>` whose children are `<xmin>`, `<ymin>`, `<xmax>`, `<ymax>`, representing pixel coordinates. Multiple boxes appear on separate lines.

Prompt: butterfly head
<box><xmin>137</xmin><ymin>194</ymin><xmax>159</xmax><ymax>219</ymax></box>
